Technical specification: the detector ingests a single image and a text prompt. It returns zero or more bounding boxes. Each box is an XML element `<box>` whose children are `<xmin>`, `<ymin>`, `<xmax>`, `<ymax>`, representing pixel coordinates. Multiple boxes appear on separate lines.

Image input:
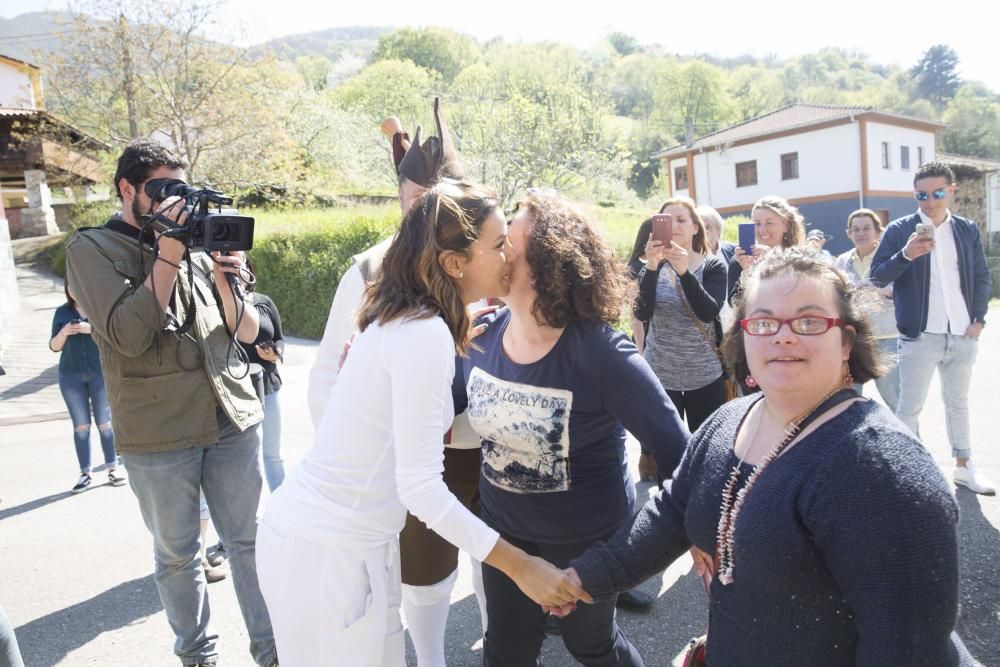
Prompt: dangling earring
<box><xmin>842</xmin><ymin>361</ymin><xmax>854</xmax><ymax>387</ymax></box>
<box><xmin>744</xmin><ymin>375</ymin><xmax>757</xmax><ymax>388</ymax></box>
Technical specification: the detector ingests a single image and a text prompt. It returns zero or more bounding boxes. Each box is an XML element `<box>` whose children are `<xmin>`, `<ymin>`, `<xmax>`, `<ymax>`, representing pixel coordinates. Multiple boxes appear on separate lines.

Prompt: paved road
<box><xmin>0</xmin><ymin>260</ymin><xmax>996</xmax><ymax>666</ymax></box>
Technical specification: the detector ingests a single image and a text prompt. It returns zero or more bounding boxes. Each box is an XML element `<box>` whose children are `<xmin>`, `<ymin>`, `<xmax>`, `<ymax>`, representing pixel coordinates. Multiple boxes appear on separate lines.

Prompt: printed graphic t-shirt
<box><xmin>456</xmin><ymin>308</ymin><xmax>689</xmax><ymax>544</ymax></box>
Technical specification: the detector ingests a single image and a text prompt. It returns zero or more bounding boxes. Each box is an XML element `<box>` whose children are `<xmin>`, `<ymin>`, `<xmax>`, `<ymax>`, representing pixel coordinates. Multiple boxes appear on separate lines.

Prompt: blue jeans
<box><xmin>895</xmin><ymin>333</ymin><xmax>977</xmax><ymax>459</ymax></box>
<box><xmin>855</xmin><ymin>338</ymin><xmax>901</xmax><ymax>414</ymax></box>
<box><xmin>261</xmin><ymin>390</ymin><xmax>284</xmax><ymax>491</ymax></box>
<box><xmin>122</xmin><ymin>411</ymin><xmax>275</xmax><ymax>666</ymax></box>
<box><xmin>58</xmin><ymin>372</ymin><xmax>117</xmax><ymax>472</ymax></box>
<box><xmin>0</xmin><ymin>603</ymin><xmax>24</xmax><ymax>667</ymax></box>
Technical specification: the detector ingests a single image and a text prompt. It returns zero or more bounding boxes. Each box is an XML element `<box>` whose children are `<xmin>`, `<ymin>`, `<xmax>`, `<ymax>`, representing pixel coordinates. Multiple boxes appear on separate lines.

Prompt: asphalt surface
<box><xmin>0</xmin><ymin>260</ymin><xmax>997</xmax><ymax>666</ymax></box>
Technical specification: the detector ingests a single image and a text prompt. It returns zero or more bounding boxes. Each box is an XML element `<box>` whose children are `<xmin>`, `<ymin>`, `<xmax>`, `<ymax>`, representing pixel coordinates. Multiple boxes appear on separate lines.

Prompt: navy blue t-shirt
<box><xmin>51</xmin><ymin>303</ymin><xmax>103</xmax><ymax>375</ymax></box>
<box><xmin>455</xmin><ymin>308</ymin><xmax>689</xmax><ymax>544</ymax></box>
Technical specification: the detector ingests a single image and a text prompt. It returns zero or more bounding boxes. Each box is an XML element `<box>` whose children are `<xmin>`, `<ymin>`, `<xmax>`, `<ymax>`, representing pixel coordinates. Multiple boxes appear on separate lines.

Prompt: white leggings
<box><xmin>256</xmin><ymin>523</ymin><xmax>404</xmax><ymax>667</ymax></box>
<box><xmin>402</xmin><ymin>553</ymin><xmax>487</xmax><ymax>667</ymax></box>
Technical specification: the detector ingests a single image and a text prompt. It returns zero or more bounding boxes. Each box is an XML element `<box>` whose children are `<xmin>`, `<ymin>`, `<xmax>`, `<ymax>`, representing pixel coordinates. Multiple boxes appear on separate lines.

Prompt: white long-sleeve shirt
<box><xmin>265</xmin><ymin>315</ymin><xmax>499</xmax><ymax>559</ymax></box>
<box><xmin>307</xmin><ymin>262</ymin><xmax>366</xmax><ymax>427</ymax></box>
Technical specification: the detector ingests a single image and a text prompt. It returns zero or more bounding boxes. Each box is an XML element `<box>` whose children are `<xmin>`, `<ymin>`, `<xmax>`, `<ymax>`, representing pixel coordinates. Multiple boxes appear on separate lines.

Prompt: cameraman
<box><xmin>65</xmin><ymin>140</ymin><xmax>276</xmax><ymax>667</ymax></box>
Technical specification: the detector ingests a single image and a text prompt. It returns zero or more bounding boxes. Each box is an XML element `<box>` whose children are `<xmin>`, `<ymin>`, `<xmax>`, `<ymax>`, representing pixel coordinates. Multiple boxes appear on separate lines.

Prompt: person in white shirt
<box><xmin>256</xmin><ymin>181</ymin><xmax>591</xmax><ymax>666</ymax></box>
<box><xmin>871</xmin><ymin>162</ymin><xmax>995</xmax><ymax>496</ymax></box>
<box><xmin>307</xmin><ymin>100</ymin><xmax>493</xmax><ymax>666</ymax></box>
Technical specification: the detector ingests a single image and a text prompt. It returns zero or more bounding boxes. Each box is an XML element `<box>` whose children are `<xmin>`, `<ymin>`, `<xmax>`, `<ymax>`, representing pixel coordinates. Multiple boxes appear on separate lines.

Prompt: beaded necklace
<box><xmin>715</xmin><ymin>388</ymin><xmax>845</xmax><ymax>586</ymax></box>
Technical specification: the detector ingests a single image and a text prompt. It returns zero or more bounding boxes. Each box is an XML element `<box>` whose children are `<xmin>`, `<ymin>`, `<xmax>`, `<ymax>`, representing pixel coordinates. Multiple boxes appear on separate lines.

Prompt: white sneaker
<box><xmin>954</xmin><ymin>463</ymin><xmax>997</xmax><ymax>496</ymax></box>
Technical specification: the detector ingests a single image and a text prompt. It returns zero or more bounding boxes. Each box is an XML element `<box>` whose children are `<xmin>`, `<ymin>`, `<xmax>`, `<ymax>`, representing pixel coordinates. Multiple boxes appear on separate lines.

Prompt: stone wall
<box><xmin>952</xmin><ymin>166</ymin><xmax>988</xmax><ymax>239</ymax></box>
<box><xmin>989</xmin><ymin>256</ymin><xmax>1000</xmax><ymax>299</ymax></box>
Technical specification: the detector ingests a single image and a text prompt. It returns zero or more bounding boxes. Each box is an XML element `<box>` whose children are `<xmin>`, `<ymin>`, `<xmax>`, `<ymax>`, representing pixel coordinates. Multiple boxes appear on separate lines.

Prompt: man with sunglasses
<box><xmin>871</xmin><ymin>161</ymin><xmax>994</xmax><ymax>495</ymax></box>
<box><xmin>65</xmin><ymin>140</ymin><xmax>278</xmax><ymax>666</ymax></box>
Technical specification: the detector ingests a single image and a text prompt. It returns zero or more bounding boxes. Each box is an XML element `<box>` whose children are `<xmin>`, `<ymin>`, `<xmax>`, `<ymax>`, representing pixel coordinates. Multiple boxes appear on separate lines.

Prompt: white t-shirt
<box><xmin>265</xmin><ymin>315</ymin><xmax>499</xmax><ymax>558</ymax></box>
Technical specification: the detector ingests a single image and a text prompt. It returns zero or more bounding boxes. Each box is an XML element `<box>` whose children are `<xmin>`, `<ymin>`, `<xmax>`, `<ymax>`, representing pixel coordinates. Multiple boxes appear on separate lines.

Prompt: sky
<box><xmin>3</xmin><ymin>0</ymin><xmax>998</xmax><ymax>93</ymax></box>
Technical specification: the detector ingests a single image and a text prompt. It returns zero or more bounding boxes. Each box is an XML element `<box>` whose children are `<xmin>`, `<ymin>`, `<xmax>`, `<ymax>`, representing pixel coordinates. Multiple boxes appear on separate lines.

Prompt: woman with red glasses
<box><xmin>566</xmin><ymin>247</ymin><xmax>971</xmax><ymax>665</ymax></box>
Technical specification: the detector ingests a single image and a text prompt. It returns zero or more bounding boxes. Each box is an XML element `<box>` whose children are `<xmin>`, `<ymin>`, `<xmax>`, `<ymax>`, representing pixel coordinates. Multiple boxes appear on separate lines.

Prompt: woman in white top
<box><xmin>256</xmin><ymin>181</ymin><xmax>590</xmax><ymax>667</ymax></box>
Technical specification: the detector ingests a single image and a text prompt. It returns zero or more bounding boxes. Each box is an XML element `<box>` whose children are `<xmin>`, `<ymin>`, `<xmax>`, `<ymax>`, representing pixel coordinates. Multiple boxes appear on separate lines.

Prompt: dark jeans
<box><xmin>482</xmin><ymin>533</ymin><xmax>643</xmax><ymax>667</ymax></box>
<box><xmin>58</xmin><ymin>372</ymin><xmax>116</xmax><ymax>472</ymax></box>
<box><xmin>665</xmin><ymin>374</ymin><xmax>727</xmax><ymax>433</ymax></box>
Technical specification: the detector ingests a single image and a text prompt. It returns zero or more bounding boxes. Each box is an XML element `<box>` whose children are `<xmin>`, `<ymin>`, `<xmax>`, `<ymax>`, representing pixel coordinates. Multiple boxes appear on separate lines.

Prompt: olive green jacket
<box><xmin>65</xmin><ymin>225</ymin><xmax>263</xmax><ymax>453</ymax></box>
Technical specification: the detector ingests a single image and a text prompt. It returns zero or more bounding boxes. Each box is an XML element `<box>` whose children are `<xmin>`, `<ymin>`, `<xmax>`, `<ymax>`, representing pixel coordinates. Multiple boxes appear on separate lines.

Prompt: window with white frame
<box><xmin>917</xmin><ymin>146</ymin><xmax>925</xmax><ymax>167</ymax></box>
<box><xmin>900</xmin><ymin>146</ymin><xmax>910</xmax><ymax>171</ymax></box>
<box><xmin>881</xmin><ymin>142</ymin><xmax>891</xmax><ymax>169</ymax></box>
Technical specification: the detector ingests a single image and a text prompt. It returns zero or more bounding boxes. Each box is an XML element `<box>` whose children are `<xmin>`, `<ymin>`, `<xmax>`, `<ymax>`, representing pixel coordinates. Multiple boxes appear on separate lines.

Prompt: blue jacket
<box><xmin>870</xmin><ymin>212</ymin><xmax>990</xmax><ymax>339</ymax></box>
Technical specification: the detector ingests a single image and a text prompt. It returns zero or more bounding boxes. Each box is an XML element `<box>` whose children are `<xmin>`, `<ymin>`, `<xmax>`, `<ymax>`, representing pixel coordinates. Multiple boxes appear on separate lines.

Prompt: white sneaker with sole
<box><xmin>107</xmin><ymin>468</ymin><xmax>128</xmax><ymax>487</ymax></box>
<box><xmin>954</xmin><ymin>463</ymin><xmax>997</xmax><ymax>496</ymax></box>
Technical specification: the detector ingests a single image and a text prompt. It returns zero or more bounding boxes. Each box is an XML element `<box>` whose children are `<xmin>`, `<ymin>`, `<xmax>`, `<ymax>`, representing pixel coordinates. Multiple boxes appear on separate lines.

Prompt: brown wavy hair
<box><xmin>357</xmin><ymin>181</ymin><xmax>499</xmax><ymax>353</ymax></box>
<box><xmin>517</xmin><ymin>193</ymin><xmax>628</xmax><ymax>328</ymax></box>
<box><xmin>721</xmin><ymin>246</ymin><xmax>884</xmax><ymax>385</ymax></box>
<box><xmin>659</xmin><ymin>196</ymin><xmax>708</xmax><ymax>255</ymax></box>
<box><xmin>752</xmin><ymin>195</ymin><xmax>806</xmax><ymax>248</ymax></box>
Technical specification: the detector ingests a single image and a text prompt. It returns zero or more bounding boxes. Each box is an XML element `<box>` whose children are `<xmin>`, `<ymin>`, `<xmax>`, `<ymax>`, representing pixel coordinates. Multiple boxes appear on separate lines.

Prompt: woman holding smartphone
<box><xmin>456</xmin><ymin>191</ymin><xmax>688</xmax><ymax>666</ymax></box>
<box><xmin>727</xmin><ymin>195</ymin><xmax>806</xmax><ymax>305</ymax></box>
<box><xmin>633</xmin><ymin>197</ymin><xmax>728</xmax><ymax>432</ymax></box>
<box><xmin>256</xmin><ymin>182</ymin><xmax>590</xmax><ymax>666</ymax></box>
<box><xmin>49</xmin><ymin>282</ymin><xmax>125</xmax><ymax>493</ymax></box>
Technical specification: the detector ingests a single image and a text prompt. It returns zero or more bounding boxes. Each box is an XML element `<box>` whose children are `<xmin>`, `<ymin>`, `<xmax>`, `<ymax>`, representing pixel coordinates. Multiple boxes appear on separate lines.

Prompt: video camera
<box><xmin>143</xmin><ymin>179</ymin><xmax>254</xmax><ymax>252</ymax></box>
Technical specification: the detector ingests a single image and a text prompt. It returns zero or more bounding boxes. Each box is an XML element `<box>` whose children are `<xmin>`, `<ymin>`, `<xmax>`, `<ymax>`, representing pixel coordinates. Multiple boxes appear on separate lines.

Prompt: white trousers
<box><xmin>256</xmin><ymin>522</ymin><xmax>404</xmax><ymax>667</ymax></box>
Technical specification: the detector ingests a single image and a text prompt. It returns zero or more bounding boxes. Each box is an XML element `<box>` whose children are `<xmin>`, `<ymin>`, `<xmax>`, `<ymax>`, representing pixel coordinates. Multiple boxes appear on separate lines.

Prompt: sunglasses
<box><xmin>914</xmin><ymin>188</ymin><xmax>948</xmax><ymax>201</ymax></box>
<box><xmin>740</xmin><ymin>316</ymin><xmax>843</xmax><ymax>336</ymax></box>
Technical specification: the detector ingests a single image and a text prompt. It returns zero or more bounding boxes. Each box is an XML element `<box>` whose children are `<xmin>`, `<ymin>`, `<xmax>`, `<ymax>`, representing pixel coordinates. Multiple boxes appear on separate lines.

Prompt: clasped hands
<box><xmin>644</xmin><ymin>234</ymin><xmax>690</xmax><ymax>275</ymax></box>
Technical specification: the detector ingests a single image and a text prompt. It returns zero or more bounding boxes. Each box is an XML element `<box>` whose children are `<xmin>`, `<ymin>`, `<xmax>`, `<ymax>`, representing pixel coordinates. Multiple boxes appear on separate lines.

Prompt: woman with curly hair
<box><xmin>257</xmin><ymin>182</ymin><xmax>590</xmax><ymax>666</ymax></box>
<box><xmin>456</xmin><ymin>192</ymin><xmax>689</xmax><ymax>666</ymax></box>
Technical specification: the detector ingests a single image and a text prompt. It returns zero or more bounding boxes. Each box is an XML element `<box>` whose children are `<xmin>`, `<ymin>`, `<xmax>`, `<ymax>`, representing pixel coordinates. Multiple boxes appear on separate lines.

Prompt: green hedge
<box><xmin>249</xmin><ymin>214</ymin><xmax>397</xmax><ymax>338</ymax></box>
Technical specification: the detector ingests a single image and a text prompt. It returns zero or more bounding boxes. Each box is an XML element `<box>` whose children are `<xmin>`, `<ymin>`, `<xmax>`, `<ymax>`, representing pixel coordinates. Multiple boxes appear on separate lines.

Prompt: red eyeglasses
<box><xmin>740</xmin><ymin>316</ymin><xmax>844</xmax><ymax>336</ymax></box>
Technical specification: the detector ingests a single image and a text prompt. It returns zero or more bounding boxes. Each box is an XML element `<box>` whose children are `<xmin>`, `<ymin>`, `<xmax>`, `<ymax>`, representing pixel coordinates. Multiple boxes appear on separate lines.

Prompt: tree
<box><xmin>728</xmin><ymin>66</ymin><xmax>785</xmax><ymax>122</ymax></box>
<box><xmin>911</xmin><ymin>45</ymin><xmax>961</xmax><ymax>110</ymax></box>
<box><xmin>334</xmin><ymin>59</ymin><xmax>440</xmax><ymax>127</ymax></box>
<box><xmin>295</xmin><ymin>55</ymin><xmax>333</xmax><ymax>91</ymax></box>
<box><xmin>940</xmin><ymin>85</ymin><xmax>1000</xmax><ymax>159</ymax></box>
<box><xmin>607</xmin><ymin>32</ymin><xmax>640</xmax><ymax>57</ymax></box>
<box><xmin>44</xmin><ymin>0</ymin><xmax>293</xmax><ymax>186</ymax></box>
<box><xmin>371</xmin><ymin>27</ymin><xmax>480</xmax><ymax>81</ymax></box>
<box><xmin>450</xmin><ymin>44</ymin><xmax>626</xmax><ymax>206</ymax></box>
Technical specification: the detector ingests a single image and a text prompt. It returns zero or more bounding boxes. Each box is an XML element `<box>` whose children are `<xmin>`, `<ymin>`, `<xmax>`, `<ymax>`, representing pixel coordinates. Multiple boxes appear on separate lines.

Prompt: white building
<box><xmin>655</xmin><ymin>104</ymin><xmax>944</xmax><ymax>254</ymax></box>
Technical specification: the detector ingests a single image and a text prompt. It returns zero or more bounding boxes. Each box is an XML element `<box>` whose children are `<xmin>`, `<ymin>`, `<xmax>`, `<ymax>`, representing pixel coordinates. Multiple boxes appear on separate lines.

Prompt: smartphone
<box><xmin>738</xmin><ymin>222</ymin><xmax>756</xmax><ymax>253</ymax></box>
<box><xmin>259</xmin><ymin>341</ymin><xmax>283</xmax><ymax>362</ymax></box>
<box><xmin>69</xmin><ymin>319</ymin><xmax>81</xmax><ymax>325</ymax></box>
<box><xmin>915</xmin><ymin>222</ymin><xmax>934</xmax><ymax>238</ymax></box>
<box><xmin>651</xmin><ymin>214</ymin><xmax>673</xmax><ymax>245</ymax></box>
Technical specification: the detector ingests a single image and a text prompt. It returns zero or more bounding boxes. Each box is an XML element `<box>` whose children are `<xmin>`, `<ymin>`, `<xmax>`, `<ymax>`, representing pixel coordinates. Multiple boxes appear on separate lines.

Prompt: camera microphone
<box><xmin>227</xmin><ymin>272</ymin><xmax>247</xmax><ymax>301</ymax></box>
<box><xmin>223</xmin><ymin>252</ymin><xmax>248</xmax><ymax>301</ymax></box>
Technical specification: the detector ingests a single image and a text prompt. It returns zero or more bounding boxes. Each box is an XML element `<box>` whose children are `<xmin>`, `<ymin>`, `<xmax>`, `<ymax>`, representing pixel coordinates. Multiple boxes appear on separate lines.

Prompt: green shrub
<box><xmin>250</xmin><ymin>212</ymin><xmax>398</xmax><ymax>338</ymax></box>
